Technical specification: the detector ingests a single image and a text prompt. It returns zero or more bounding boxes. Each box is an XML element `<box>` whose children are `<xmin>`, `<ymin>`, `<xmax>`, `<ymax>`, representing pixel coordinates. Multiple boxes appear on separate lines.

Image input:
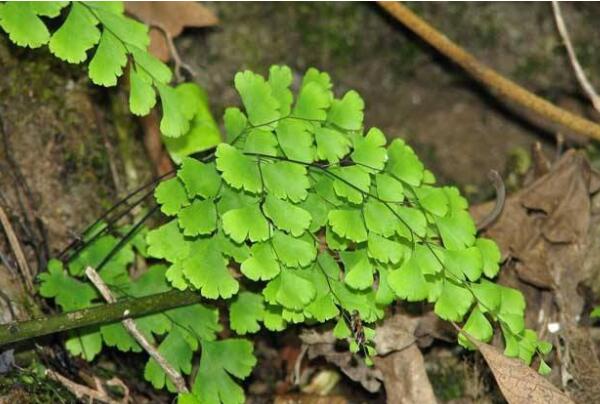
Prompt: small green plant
<box><xmin>38</xmin><ymin>65</ymin><xmax>552</xmax><ymax>403</ymax></box>
<box><xmin>0</xmin><ymin>1</ymin><xmax>221</xmax><ymax>160</ymax></box>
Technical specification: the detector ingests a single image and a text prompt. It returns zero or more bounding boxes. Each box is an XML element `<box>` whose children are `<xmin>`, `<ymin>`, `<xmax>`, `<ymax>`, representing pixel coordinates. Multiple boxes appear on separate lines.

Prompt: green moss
<box><xmin>0</xmin><ymin>365</ymin><xmax>74</xmax><ymax>403</ymax></box>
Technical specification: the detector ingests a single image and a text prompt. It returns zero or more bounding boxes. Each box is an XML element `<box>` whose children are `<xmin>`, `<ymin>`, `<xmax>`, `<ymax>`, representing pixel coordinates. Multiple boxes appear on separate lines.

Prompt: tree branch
<box><xmin>0</xmin><ymin>290</ymin><xmax>202</xmax><ymax>347</ymax></box>
<box><xmin>378</xmin><ymin>2</ymin><xmax>600</xmax><ymax>141</ymax></box>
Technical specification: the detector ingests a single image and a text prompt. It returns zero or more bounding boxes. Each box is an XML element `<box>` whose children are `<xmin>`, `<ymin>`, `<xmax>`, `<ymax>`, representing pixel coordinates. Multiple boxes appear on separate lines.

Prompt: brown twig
<box><xmin>84</xmin><ymin>266</ymin><xmax>189</xmax><ymax>393</ymax></box>
<box><xmin>152</xmin><ymin>23</ymin><xmax>197</xmax><ymax>82</ymax></box>
<box><xmin>46</xmin><ymin>368</ymin><xmax>122</xmax><ymax>404</ymax></box>
<box><xmin>0</xmin><ymin>204</ymin><xmax>34</xmax><ymax>291</ymax></box>
<box><xmin>378</xmin><ymin>2</ymin><xmax>600</xmax><ymax>141</ymax></box>
<box><xmin>552</xmin><ymin>1</ymin><xmax>600</xmax><ymax>114</ymax></box>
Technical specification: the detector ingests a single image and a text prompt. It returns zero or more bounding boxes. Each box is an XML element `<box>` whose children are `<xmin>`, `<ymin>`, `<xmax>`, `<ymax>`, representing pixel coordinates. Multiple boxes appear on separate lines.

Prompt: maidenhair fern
<box><xmin>38</xmin><ymin>65</ymin><xmax>553</xmax><ymax>403</ymax></box>
<box><xmin>0</xmin><ymin>1</ymin><xmax>221</xmax><ymax>160</ymax></box>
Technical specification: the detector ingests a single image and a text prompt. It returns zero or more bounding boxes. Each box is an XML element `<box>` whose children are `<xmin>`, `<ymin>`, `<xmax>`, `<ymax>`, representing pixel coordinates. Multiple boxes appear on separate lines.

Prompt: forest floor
<box><xmin>2</xmin><ymin>2</ymin><xmax>600</xmax><ymax>403</ymax></box>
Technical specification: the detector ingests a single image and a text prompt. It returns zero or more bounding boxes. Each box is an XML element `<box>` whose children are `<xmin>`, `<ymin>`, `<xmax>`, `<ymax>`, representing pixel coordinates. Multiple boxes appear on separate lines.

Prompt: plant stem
<box><xmin>0</xmin><ymin>290</ymin><xmax>202</xmax><ymax>347</ymax></box>
<box><xmin>85</xmin><ymin>266</ymin><xmax>189</xmax><ymax>393</ymax></box>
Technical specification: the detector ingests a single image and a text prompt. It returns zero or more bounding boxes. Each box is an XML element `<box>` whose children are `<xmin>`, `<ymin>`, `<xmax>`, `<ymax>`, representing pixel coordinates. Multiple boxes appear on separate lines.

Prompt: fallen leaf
<box><xmin>461</xmin><ymin>331</ymin><xmax>573</xmax><ymax>404</ymax></box>
<box><xmin>301</xmin><ymin>329</ymin><xmax>383</xmax><ymax>393</ymax></box>
<box><xmin>373</xmin><ymin>345</ymin><xmax>437</xmax><ymax>404</ymax></box>
<box><xmin>125</xmin><ymin>2</ymin><xmax>218</xmax><ymax>61</ymax></box>
<box><xmin>300</xmin><ymin>313</ymin><xmax>437</xmax><ymax>400</ymax></box>
<box><xmin>472</xmin><ymin>150</ymin><xmax>596</xmax><ymax>314</ymax></box>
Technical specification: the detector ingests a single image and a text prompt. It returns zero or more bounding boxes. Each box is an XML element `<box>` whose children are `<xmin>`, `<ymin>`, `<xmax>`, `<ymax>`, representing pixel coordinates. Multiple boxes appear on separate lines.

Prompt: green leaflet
<box><xmin>328</xmin><ymin>209</ymin><xmax>368</xmax><ymax>242</ymax></box>
<box><xmin>434</xmin><ymin>280</ymin><xmax>474</xmax><ymax>322</ymax></box>
<box><xmin>193</xmin><ymin>339</ymin><xmax>256</xmax><ymax>404</ymax></box>
<box><xmin>276</xmin><ymin>119</ymin><xmax>315</xmax><ymax>163</ymax></box>
<box><xmin>178</xmin><ymin>199</ymin><xmax>217</xmax><ymax>236</ymax></box>
<box><xmin>444</xmin><ymin>247</ymin><xmax>483</xmax><ymax>282</ymax></box>
<box><xmin>387</xmin><ymin>139</ymin><xmax>424</xmax><ymax>186</ymax></box>
<box><xmin>299</xmin><ymin>192</ymin><xmax>330</xmax><ymax>232</ymax></box>
<box><xmin>458</xmin><ymin>306</ymin><xmax>493</xmax><ymax>349</ymax></box>
<box><xmin>65</xmin><ymin>328</ymin><xmax>103</xmax><ymax>361</ymax></box>
<box><xmin>363</xmin><ymin>199</ymin><xmax>397</xmax><ymax>237</ymax></box>
<box><xmin>293</xmin><ymin>81</ymin><xmax>332</xmax><ymax>121</ymax></box>
<box><xmin>243</xmin><ymin>129</ymin><xmax>278</xmax><ymax>156</ymax></box>
<box><xmin>147</xmin><ymin>220</ymin><xmax>190</xmax><ymax>263</ymax></box>
<box><xmin>39</xmin><ymin>259</ymin><xmax>97</xmax><ymax>311</ymax></box>
<box><xmin>216</xmin><ymin>144</ymin><xmax>262</xmax><ymax>194</ymax></box>
<box><xmin>315</xmin><ymin>126</ymin><xmax>351</xmax><ymax>163</ymax></box>
<box><xmin>376</xmin><ymin>172</ymin><xmax>404</xmax><ymax>203</ymax></box>
<box><xmin>263</xmin><ymin>267</ymin><xmax>317</xmax><ymax>310</ymax></box>
<box><xmin>48</xmin><ymin>2</ymin><xmax>99</xmax><ymax>63</ymax></box>
<box><xmin>271</xmin><ymin>231</ymin><xmax>317</xmax><ymax>268</ymax></box>
<box><xmin>331</xmin><ymin>166</ymin><xmax>371</xmax><ymax>203</ymax></box>
<box><xmin>224</xmin><ymin>107</ymin><xmax>248</xmax><ymax>144</ymax></box>
<box><xmin>235</xmin><ymin>70</ymin><xmax>280</xmax><ymax>128</ymax></box>
<box><xmin>351</xmin><ymin>127</ymin><xmax>386</xmax><ymax>170</ymax></box>
<box><xmin>241</xmin><ymin>242</ymin><xmax>281</xmax><ymax>281</ymax></box>
<box><xmin>328</xmin><ymin>90</ymin><xmax>364</xmax><ymax>130</ymax></box>
<box><xmin>182</xmin><ymin>238</ymin><xmax>239</xmax><ymax>299</ymax></box>
<box><xmin>177</xmin><ymin>158</ymin><xmax>222</xmax><ymax>199</ymax></box>
<box><xmin>436</xmin><ymin>210</ymin><xmax>476</xmax><ymax>250</ymax></box>
<box><xmin>230</xmin><ymin>292</ymin><xmax>265</xmax><ymax>335</ymax></box>
<box><xmin>154</xmin><ymin>177</ymin><xmax>189</xmax><ymax>216</ymax></box>
<box><xmin>476</xmin><ymin>237</ymin><xmax>501</xmax><ymax>278</ymax></box>
<box><xmin>157</xmin><ymin>83</ymin><xmax>191</xmax><ymax>137</ymax></box>
<box><xmin>89</xmin><ymin>28</ymin><xmax>127</xmax><ymax>86</ymax></box>
<box><xmin>222</xmin><ymin>205</ymin><xmax>270</xmax><ymax>243</ymax></box>
<box><xmin>388</xmin><ymin>257</ymin><xmax>429</xmax><ymax>302</ymax></box>
<box><xmin>262</xmin><ymin>161</ymin><xmax>310</xmax><ymax>202</ymax></box>
<box><xmin>163</xmin><ymin>83</ymin><xmax>222</xmax><ymax>162</ymax></box>
<box><xmin>129</xmin><ymin>66</ymin><xmax>157</xmax><ymax>115</ymax></box>
<box><xmin>367</xmin><ymin>233</ymin><xmax>409</xmax><ymax>265</ymax></box>
<box><xmin>268</xmin><ymin>65</ymin><xmax>293</xmax><ymax>116</ymax></box>
<box><xmin>263</xmin><ymin>195</ymin><xmax>312</xmax><ymax>236</ymax></box>
<box><xmin>145</xmin><ymin>329</ymin><xmax>193</xmax><ymax>392</ymax></box>
<box><xmin>340</xmin><ymin>249</ymin><xmax>373</xmax><ymax>290</ymax></box>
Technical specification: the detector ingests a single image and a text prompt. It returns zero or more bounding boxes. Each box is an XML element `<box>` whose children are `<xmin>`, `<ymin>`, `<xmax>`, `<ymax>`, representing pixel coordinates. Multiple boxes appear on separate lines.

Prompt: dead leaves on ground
<box><xmin>300</xmin><ymin>313</ymin><xmax>444</xmax><ymax>403</ymax></box>
<box><xmin>460</xmin><ymin>331</ymin><xmax>573</xmax><ymax>404</ymax></box>
<box><xmin>472</xmin><ymin>148</ymin><xmax>600</xmax><ymax>402</ymax></box>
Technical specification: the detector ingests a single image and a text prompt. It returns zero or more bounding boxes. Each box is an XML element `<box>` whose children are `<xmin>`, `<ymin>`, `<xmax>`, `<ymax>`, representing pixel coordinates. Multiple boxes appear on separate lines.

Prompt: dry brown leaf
<box><xmin>125</xmin><ymin>2</ymin><xmax>218</xmax><ymax>61</ymax></box>
<box><xmin>300</xmin><ymin>313</ymin><xmax>438</xmax><ymax>399</ymax></box>
<box><xmin>301</xmin><ymin>329</ymin><xmax>383</xmax><ymax>393</ymax></box>
<box><xmin>461</xmin><ymin>332</ymin><xmax>573</xmax><ymax>404</ymax></box>
<box><xmin>472</xmin><ymin>150</ymin><xmax>595</xmax><ymax>313</ymax></box>
<box><xmin>373</xmin><ymin>345</ymin><xmax>437</xmax><ymax>404</ymax></box>
<box><xmin>471</xmin><ymin>149</ymin><xmax>600</xmax><ymax>400</ymax></box>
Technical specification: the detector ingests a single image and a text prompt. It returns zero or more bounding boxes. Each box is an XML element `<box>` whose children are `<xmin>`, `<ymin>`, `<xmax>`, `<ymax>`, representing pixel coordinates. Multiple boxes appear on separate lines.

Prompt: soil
<box><xmin>179</xmin><ymin>2</ymin><xmax>600</xmax><ymax>200</ymax></box>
